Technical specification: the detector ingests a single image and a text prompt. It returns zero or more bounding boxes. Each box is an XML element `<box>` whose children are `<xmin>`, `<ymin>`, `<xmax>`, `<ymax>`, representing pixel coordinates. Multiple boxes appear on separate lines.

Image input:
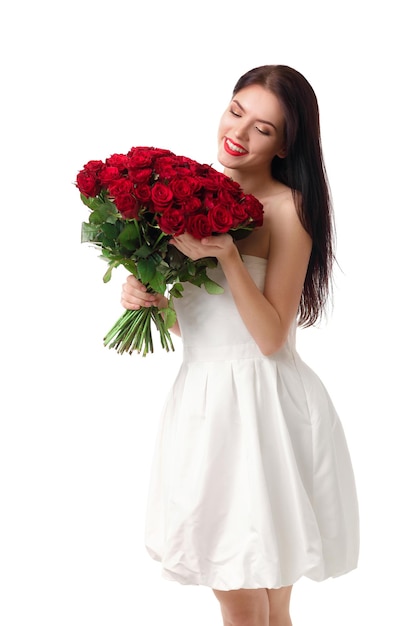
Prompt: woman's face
<box><xmin>217</xmin><ymin>84</ymin><xmax>286</xmax><ymax>174</ymax></box>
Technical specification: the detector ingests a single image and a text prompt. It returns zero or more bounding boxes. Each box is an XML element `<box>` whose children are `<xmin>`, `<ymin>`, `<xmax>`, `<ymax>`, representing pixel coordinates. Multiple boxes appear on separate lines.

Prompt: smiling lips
<box><xmin>224</xmin><ymin>137</ymin><xmax>248</xmax><ymax>156</ymax></box>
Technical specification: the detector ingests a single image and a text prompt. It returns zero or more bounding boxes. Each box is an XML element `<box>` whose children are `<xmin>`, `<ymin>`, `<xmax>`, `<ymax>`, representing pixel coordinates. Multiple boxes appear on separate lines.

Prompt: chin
<box><xmin>217</xmin><ymin>151</ymin><xmax>227</xmax><ymax>169</ymax></box>
<box><xmin>217</xmin><ymin>149</ymin><xmax>236</xmax><ymax>170</ymax></box>
<box><xmin>217</xmin><ymin>153</ymin><xmax>226</xmax><ymax>168</ymax></box>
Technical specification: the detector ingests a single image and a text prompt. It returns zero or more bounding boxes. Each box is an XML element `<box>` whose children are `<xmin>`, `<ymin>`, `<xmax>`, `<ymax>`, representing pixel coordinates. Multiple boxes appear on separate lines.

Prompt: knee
<box><xmin>222</xmin><ymin>607</ymin><xmax>264</xmax><ymax>626</ymax></box>
<box><xmin>223</xmin><ymin>611</ymin><xmax>266</xmax><ymax>626</ymax></box>
<box><xmin>268</xmin><ymin>609</ymin><xmax>292</xmax><ymax>625</ymax></box>
<box><xmin>214</xmin><ymin>588</ymin><xmax>269</xmax><ymax>626</ymax></box>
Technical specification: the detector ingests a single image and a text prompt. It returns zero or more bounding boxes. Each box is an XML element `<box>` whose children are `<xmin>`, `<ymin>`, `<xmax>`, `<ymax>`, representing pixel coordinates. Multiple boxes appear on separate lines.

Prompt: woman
<box><xmin>122</xmin><ymin>65</ymin><xmax>359</xmax><ymax>626</ymax></box>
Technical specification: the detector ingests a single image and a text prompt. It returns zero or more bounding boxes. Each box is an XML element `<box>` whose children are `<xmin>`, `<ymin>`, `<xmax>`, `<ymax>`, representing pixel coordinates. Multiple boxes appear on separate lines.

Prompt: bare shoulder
<box><xmin>262</xmin><ymin>181</ymin><xmax>302</xmax><ymax>229</ymax></box>
<box><xmin>264</xmin><ymin>183</ymin><xmax>312</xmax><ymax>260</ymax></box>
<box><xmin>236</xmin><ymin>181</ymin><xmax>309</xmax><ymax>260</ymax></box>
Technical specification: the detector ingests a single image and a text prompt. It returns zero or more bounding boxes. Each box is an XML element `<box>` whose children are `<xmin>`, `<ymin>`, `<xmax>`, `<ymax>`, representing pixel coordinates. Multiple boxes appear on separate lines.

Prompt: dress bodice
<box><xmin>174</xmin><ymin>254</ymin><xmax>296</xmax><ymax>362</ymax></box>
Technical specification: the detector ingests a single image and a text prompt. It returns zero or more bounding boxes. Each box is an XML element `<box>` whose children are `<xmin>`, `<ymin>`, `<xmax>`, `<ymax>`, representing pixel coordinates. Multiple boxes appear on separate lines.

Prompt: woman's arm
<box><xmin>221</xmin><ymin>201</ymin><xmax>312</xmax><ymax>354</ymax></box>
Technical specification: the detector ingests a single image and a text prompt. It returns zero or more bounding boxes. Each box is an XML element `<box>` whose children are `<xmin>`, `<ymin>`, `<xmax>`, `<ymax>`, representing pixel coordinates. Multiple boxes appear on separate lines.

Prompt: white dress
<box><xmin>145</xmin><ymin>254</ymin><xmax>360</xmax><ymax>590</ymax></box>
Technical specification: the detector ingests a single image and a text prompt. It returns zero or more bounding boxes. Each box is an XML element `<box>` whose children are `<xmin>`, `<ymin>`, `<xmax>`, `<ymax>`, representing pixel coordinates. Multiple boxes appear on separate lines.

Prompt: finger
<box><xmin>201</xmin><ymin>235</ymin><xmax>225</xmax><ymax>246</ymax></box>
<box><xmin>122</xmin><ymin>289</ymin><xmax>157</xmax><ymax>306</ymax></box>
<box><xmin>126</xmin><ymin>274</ymin><xmax>146</xmax><ymax>290</ymax></box>
<box><xmin>120</xmin><ymin>291</ymin><xmax>141</xmax><ymax>309</ymax></box>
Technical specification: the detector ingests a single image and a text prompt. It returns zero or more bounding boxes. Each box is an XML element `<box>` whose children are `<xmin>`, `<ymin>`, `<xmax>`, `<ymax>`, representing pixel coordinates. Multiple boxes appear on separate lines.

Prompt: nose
<box><xmin>234</xmin><ymin>119</ymin><xmax>249</xmax><ymax>140</ymax></box>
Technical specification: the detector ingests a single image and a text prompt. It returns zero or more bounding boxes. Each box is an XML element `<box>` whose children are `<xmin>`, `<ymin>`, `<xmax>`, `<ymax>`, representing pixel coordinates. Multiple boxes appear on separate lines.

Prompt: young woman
<box><xmin>121</xmin><ymin>65</ymin><xmax>359</xmax><ymax>626</ymax></box>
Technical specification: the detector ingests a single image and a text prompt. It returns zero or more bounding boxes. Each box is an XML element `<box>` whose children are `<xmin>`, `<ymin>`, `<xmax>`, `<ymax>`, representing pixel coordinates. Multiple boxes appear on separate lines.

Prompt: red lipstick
<box><xmin>223</xmin><ymin>137</ymin><xmax>248</xmax><ymax>156</ymax></box>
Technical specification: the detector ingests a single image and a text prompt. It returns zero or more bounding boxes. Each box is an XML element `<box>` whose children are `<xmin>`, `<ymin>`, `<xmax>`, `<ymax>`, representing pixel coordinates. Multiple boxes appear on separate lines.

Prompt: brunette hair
<box><xmin>233</xmin><ymin>65</ymin><xmax>335</xmax><ymax>327</ymax></box>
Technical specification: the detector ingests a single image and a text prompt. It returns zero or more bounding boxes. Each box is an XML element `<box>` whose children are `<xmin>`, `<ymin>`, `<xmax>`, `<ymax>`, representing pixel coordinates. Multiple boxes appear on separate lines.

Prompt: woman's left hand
<box><xmin>169</xmin><ymin>232</ymin><xmax>235</xmax><ymax>262</ymax></box>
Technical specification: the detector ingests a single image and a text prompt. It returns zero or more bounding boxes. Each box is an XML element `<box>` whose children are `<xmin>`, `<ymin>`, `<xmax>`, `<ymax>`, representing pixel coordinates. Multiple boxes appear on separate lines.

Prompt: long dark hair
<box><xmin>233</xmin><ymin>65</ymin><xmax>335</xmax><ymax>327</ymax></box>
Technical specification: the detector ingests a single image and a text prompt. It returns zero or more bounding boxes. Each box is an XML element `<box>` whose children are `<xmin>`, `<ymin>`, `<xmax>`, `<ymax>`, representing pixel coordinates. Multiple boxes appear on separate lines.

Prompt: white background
<box><xmin>1</xmin><ymin>0</ymin><xmax>416</xmax><ymax>624</ymax></box>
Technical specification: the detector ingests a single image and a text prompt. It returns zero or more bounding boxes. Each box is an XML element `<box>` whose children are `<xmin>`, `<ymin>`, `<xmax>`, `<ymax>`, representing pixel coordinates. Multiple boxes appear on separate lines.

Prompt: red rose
<box><xmin>217</xmin><ymin>175</ymin><xmax>242</xmax><ymax>195</ymax></box>
<box><xmin>83</xmin><ymin>160</ymin><xmax>104</xmax><ymax>173</ymax></box>
<box><xmin>175</xmin><ymin>155</ymin><xmax>196</xmax><ymax>167</ymax></box>
<box><xmin>201</xmin><ymin>191</ymin><xmax>216</xmax><ymax>211</ymax></box>
<box><xmin>107</xmin><ymin>178</ymin><xmax>133</xmax><ymax>197</ymax></box>
<box><xmin>242</xmin><ymin>195</ymin><xmax>264</xmax><ymax>226</ymax></box>
<box><xmin>170</xmin><ymin>176</ymin><xmax>200</xmax><ymax>200</ymax></box>
<box><xmin>114</xmin><ymin>194</ymin><xmax>139</xmax><ymax>219</ymax></box>
<box><xmin>151</xmin><ymin>182</ymin><xmax>174</xmax><ymax>210</ymax></box>
<box><xmin>134</xmin><ymin>184</ymin><xmax>152</xmax><ymax>204</ymax></box>
<box><xmin>208</xmin><ymin>204</ymin><xmax>234</xmax><ymax>233</ymax></box>
<box><xmin>99</xmin><ymin>166</ymin><xmax>120</xmax><ymax>186</ymax></box>
<box><xmin>157</xmin><ymin>209</ymin><xmax>186</xmax><ymax>235</ymax></box>
<box><xmin>180</xmin><ymin>196</ymin><xmax>202</xmax><ymax>214</ymax></box>
<box><xmin>128</xmin><ymin>148</ymin><xmax>153</xmax><ymax>169</ymax></box>
<box><xmin>186</xmin><ymin>214</ymin><xmax>212</xmax><ymax>239</ymax></box>
<box><xmin>216</xmin><ymin>189</ymin><xmax>238</xmax><ymax>206</ymax></box>
<box><xmin>147</xmin><ymin>147</ymin><xmax>174</xmax><ymax>159</ymax></box>
<box><xmin>128</xmin><ymin>167</ymin><xmax>153</xmax><ymax>184</ymax></box>
<box><xmin>197</xmin><ymin>173</ymin><xmax>218</xmax><ymax>192</ymax></box>
<box><xmin>183</xmin><ymin>159</ymin><xmax>207</xmax><ymax>176</ymax></box>
<box><xmin>106</xmin><ymin>153</ymin><xmax>129</xmax><ymax>170</ymax></box>
<box><xmin>153</xmin><ymin>156</ymin><xmax>179</xmax><ymax>179</ymax></box>
<box><xmin>228</xmin><ymin>200</ymin><xmax>250</xmax><ymax>226</ymax></box>
<box><xmin>76</xmin><ymin>170</ymin><xmax>100</xmax><ymax>197</ymax></box>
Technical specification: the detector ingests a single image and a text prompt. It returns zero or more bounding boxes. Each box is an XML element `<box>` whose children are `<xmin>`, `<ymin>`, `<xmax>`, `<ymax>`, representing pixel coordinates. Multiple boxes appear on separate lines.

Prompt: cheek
<box><xmin>217</xmin><ymin>112</ymin><xmax>229</xmax><ymax>138</ymax></box>
<box><xmin>263</xmin><ymin>135</ymin><xmax>285</xmax><ymax>159</ymax></box>
<box><xmin>252</xmin><ymin>139</ymin><xmax>282</xmax><ymax>164</ymax></box>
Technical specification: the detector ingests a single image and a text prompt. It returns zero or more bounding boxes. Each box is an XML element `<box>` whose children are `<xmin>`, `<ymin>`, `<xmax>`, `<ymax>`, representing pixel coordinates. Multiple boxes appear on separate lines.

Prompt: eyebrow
<box><xmin>232</xmin><ymin>98</ymin><xmax>278</xmax><ymax>131</ymax></box>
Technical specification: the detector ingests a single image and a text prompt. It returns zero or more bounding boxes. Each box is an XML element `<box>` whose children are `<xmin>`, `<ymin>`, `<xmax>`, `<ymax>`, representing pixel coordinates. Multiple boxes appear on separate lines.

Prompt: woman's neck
<box><xmin>223</xmin><ymin>167</ymin><xmax>275</xmax><ymax>200</ymax></box>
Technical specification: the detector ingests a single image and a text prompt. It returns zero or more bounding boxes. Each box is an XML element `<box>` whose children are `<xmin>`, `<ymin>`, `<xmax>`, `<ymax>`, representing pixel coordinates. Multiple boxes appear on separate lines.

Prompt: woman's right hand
<box><xmin>121</xmin><ymin>275</ymin><xmax>167</xmax><ymax>310</ymax></box>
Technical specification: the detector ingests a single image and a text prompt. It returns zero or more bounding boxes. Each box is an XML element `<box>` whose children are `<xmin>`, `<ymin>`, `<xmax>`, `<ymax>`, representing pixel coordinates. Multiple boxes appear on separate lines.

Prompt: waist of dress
<box><xmin>182</xmin><ymin>342</ymin><xmax>291</xmax><ymax>363</ymax></box>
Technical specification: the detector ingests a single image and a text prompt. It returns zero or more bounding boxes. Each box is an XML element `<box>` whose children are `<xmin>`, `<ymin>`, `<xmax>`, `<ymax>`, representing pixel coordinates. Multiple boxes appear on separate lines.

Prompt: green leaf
<box><xmin>201</xmin><ymin>276</ymin><xmax>224</xmax><ymax>294</ymax></box>
<box><xmin>198</xmin><ymin>256</ymin><xmax>218</xmax><ymax>269</ymax></box>
<box><xmin>119</xmin><ymin>259</ymin><xmax>138</xmax><ymax>275</ymax></box>
<box><xmin>230</xmin><ymin>225</ymin><xmax>255</xmax><ymax>241</ymax></box>
<box><xmin>118</xmin><ymin>222</ymin><xmax>140</xmax><ymax>250</ymax></box>
<box><xmin>134</xmin><ymin>242</ymin><xmax>153</xmax><ymax>258</ymax></box>
<box><xmin>169</xmin><ymin>283</ymin><xmax>184</xmax><ymax>299</ymax></box>
<box><xmin>81</xmin><ymin>221</ymin><xmax>100</xmax><ymax>243</ymax></box>
<box><xmin>80</xmin><ymin>194</ymin><xmax>101</xmax><ymax>210</ymax></box>
<box><xmin>160</xmin><ymin>306</ymin><xmax>177</xmax><ymax>329</ymax></box>
<box><xmin>148</xmin><ymin>271</ymin><xmax>166</xmax><ymax>294</ymax></box>
<box><xmin>103</xmin><ymin>260</ymin><xmax>120</xmax><ymax>283</ymax></box>
<box><xmin>89</xmin><ymin>203</ymin><xmax>118</xmax><ymax>224</ymax></box>
<box><xmin>165</xmin><ymin>245</ymin><xmax>186</xmax><ymax>270</ymax></box>
<box><xmin>178</xmin><ymin>266</ymin><xmax>196</xmax><ymax>283</ymax></box>
<box><xmin>137</xmin><ymin>258</ymin><xmax>156</xmax><ymax>285</ymax></box>
<box><xmin>101</xmin><ymin>222</ymin><xmax>120</xmax><ymax>241</ymax></box>
<box><xmin>186</xmin><ymin>260</ymin><xmax>197</xmax><ymax>276</ymax></box>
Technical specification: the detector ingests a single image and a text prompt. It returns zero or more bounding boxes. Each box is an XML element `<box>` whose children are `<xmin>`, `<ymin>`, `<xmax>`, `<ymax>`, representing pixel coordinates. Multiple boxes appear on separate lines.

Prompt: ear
<box><xmin>276</xmin><ymin>145</ymin><xmax>287</xmax><ymax>158</ymax></box>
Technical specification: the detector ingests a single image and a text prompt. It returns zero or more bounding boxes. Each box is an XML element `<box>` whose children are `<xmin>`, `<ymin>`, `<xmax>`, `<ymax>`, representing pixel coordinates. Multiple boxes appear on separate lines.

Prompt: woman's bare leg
<box><xmin>212</xmin><ymin>586</ymin><xmax>293</xmax><ymax>626</ymax></box>
<box><xmin>213</xmin><ymin>588</ymin><xmax>269</xmax><ymax>626</ymax></box>
<box><xmin>267</xmin><ymin>586</ymin><xmax>293</xmax><ymax>626</ymax></box>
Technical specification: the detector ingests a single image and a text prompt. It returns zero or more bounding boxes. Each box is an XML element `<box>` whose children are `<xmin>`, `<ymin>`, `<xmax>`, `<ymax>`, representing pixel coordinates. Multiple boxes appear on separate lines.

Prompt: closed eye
<box><xmin>255</xmin><ymin>126</ymin><xmax>270</xmax><ymax>136</ymax></box>
<box><xmin>230</xmin><ymin>108</ymin><xmax>241</xmax><ymax>117</ymax></box>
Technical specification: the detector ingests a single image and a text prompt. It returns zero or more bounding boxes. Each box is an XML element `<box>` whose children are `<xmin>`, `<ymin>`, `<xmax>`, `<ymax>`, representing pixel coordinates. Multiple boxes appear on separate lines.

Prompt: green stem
<box><xmin>152</xmin><ymin>309</ymin><xmax>175</xmax><ymax>352</ymax></box>
<box><xmin>103</xmin><ymin>306</ymin><xmax>174</xmax><ymax>356</ymax></box>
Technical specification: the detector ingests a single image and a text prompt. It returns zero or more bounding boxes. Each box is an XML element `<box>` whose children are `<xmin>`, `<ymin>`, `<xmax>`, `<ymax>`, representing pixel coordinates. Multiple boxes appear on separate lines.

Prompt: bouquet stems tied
<box><xmin>103</xmin><ymin>305</ymin><xmax>175</xmax><ymax>356</ymax></box>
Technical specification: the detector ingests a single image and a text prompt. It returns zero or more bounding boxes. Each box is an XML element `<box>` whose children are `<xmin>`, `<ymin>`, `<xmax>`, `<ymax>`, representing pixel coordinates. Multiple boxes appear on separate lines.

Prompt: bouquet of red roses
<box><xmin>76</xmin><ymin>146</ymin><xmax>263</xmax><ymax>356</ymax></box>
